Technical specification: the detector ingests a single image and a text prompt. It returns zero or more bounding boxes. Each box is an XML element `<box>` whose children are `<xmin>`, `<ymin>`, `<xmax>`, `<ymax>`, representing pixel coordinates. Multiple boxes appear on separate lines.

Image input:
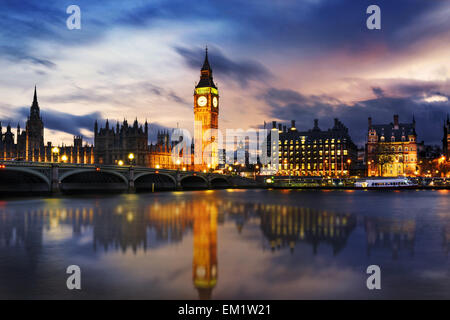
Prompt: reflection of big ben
<box><xmin>194</xmin><ymin>47</ymin><xmax>219</xmax><ymax>170</ymax></box>
<box><xmin>193</xmin><ymin>202</ymin><xmax>218</xmax><ymax>300</ymax></box>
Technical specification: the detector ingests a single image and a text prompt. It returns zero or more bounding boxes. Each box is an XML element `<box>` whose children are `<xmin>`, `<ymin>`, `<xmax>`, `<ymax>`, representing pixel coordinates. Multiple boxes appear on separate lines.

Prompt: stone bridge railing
<box><xmin>0</xmin><ymin>161</ymin><xmax>260</xmax><ymax>194</ymax></box>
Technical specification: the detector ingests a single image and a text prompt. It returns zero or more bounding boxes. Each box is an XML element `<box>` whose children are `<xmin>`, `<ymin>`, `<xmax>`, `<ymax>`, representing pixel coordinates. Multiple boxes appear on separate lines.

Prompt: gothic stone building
<box><xmin>1</xmin><ymin>87</ymin><xmax>93</xmax><ymax>163</ymax></box>
<box><xmin>94</xmin><ymin>119</ymin><xmax>149</xmax><ymax>166</ymax></box>
<box><xmin>366</xmin><ymin>115</ymin><xmax>418</xmax><ymax>177</ymax></box>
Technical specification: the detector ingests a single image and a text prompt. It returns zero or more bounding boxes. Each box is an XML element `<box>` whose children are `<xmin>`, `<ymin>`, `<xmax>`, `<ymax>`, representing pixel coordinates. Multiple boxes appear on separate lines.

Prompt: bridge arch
<box><xmin>134</xmin><ymin>172</ymin><xmax>177</xmax><ymax>191</ymax></box>
<box><xmin>59</xmin><ymin>169</ymin><xmax>128</xmax><ymax>193</ymax></box>
<box><xmin>1</xmin><ymin>167</ymin><xmax>51</xmax><ymax>186</ymax></box>
<box><xmin>210</xmin><ymin>176</ymin><xmax>231</xmax><ymax>189</ymax></box>
<box><xmin>59</xmin><ymin>169</ymin><xmax>128</xmax><ymax>185</ymax></box>
<box><xmin>180</xmin><ymin>175</ymin><xmax>209</xmax><ymax>189</ymax></box>
<box><xmin>0</xmin><ymin>167</ymin><xmax>51</xmax><ymax>193</ymax></box>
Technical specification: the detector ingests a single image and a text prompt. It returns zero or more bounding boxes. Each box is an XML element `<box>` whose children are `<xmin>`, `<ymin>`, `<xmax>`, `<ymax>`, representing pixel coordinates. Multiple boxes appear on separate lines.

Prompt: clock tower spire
<box><xmin>194</xmin><ymin>47</ymin><xmax>219</xmax><ymax>170</ymax></box>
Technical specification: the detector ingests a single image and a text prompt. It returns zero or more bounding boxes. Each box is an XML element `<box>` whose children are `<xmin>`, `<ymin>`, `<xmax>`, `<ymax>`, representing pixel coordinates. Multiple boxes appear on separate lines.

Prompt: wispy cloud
<box><xmin>175</xmin><ymin>46</ymin><xmax>272</xmax><ymax>87</ymax></box>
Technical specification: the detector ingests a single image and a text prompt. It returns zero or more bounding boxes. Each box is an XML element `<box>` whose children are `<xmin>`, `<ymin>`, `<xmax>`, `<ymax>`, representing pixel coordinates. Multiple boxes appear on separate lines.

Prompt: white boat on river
<box><xmin>355</xmin><ymin>177</ymin><xmax>418</xmax><ymax>189</ymax></box>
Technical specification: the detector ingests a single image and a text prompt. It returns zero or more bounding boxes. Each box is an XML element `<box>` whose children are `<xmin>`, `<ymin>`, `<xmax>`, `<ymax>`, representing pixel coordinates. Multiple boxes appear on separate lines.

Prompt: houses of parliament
<box><xmin>0</xmin><ymin>49</ymin><xmax>219</xmax><ymax>169</ymax></box>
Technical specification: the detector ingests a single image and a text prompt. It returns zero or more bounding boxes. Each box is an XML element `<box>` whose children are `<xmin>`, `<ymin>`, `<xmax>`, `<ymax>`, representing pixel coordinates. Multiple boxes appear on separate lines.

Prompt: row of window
<box><xmin>277</xmin><ymin>163</ymin><xmax>346</xmax><ymax>170</ymax></box>
<box><xmin>368</xmin><ymin>136</ymin><xmax>416</xmax><ymax>142</ymax></box>
<box><xmin>281</xmin><ymin>150</ymin><xmax>348</xmax><ymax>156</ymax></box>
<box><xmin>281</xmin><ymin>139</ymin><xmax>347</xmax><ymax>145</ymax></box>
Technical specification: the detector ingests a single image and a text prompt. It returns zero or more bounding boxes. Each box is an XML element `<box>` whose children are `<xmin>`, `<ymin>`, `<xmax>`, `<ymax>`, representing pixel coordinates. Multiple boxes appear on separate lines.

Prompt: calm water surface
<box><xmin>0</xmin><ymin>189</ymin><xmax>449</xmax><ymax>299</ymax></box>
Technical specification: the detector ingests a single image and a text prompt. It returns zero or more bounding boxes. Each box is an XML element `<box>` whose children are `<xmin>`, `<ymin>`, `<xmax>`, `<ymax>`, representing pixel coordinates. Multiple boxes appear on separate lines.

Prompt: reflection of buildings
<box><xmin>193</xmin><ymin>201</ymin><xmax>218</xmax><ymax>300</ymax></box>
<box><xmin>438</xmin><ymin>212</ymin><xmax>450</xmax><ymax>257</ymax></box>
<box><xmin>0</xmin><ymin>200</ymin><xmax>218</xmax><ymax>299</ymax></box>
<box><xmin>364</xmin><ymin>217</ymin><xmax>416</xmax><ymax>259</ymax></box>
<box><xmin>259</xmin><ymin>205</ymin><xmax>356</xmax><ymax>255</ymax></box>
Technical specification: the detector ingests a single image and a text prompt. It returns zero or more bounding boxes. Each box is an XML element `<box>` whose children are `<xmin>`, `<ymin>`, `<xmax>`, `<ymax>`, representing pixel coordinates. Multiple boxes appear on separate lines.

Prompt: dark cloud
<box><xmin>46</xmin><ymin>82</ymin><xmax>188</xmax><ymax>106</ymax></box>
<box><xmin>175</xmin><ymin>46</ymin><xmax>272</xmax><ymax>87</ymax></box>
<box><xmin>15</xmin><ymin>107</ymin><xmax>101</xmax><ymax>139</ymax></box>
<box><xmin>0</xmin><ymin>0</ymin><xmax>447</xmax><ymax>67</ymax></box>
<box><xmin>263</xmin><ymin>87</ymin><xmax>449</xmax><ymax>146</ymax></box>
<box><xmin>372</xmin><ymin>87</ymin><xmax>384</xmax><ymax>98</ymax></box>
<box><xmin>0</xmin><ymin>45</ymin><xmax>56</xmax><ymax>68</ymax></box>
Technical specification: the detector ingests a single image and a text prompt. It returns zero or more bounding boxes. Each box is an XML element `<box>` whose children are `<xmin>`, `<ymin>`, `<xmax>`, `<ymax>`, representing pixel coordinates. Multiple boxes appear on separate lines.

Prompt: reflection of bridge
<box><xmin>0</xmin><ymin>161</ymin><xmax>259</xmax><ymax>194</ymax></box>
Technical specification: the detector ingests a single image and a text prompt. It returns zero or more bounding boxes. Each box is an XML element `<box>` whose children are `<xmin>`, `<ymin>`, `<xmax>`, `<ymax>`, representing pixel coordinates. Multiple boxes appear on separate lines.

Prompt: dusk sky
<box><xmin>0</xmin><ymin>0</ymin><xmax>449</xmax><ymax>146</ymax></box>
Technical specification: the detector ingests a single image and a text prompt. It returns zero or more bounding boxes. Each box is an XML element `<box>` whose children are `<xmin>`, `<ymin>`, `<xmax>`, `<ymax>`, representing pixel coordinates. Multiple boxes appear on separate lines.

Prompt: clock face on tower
<box><xmin>212</xmin><ymin>96</ymin><xmax>218</xmax><ymax>108</ymax></box>
<box><xmin>197</xmin><ymin>96</ymin><xmax>207</xmax><ymax>107</ymax></box>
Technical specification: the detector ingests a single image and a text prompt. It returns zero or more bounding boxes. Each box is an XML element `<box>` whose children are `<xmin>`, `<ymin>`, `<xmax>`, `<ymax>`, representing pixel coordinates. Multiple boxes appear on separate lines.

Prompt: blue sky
<box><xmin>0</xmin><ymin>0</ymin><xmax>449</xmax><ymax>145</ymax></box>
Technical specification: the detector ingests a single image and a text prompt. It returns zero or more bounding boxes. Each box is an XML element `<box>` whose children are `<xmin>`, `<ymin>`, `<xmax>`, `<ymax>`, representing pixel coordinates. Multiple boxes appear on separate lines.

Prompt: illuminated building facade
<box><xmin>193</xmin><ymin>48</ymin><xmax>219</xmax><ymax>171</ymax></box>
<box><xmin>148</xmin><ymin>130</ymin><xmax>176</xmax><ymax>169</ymax></box>
<box><xmin>265</xmin><ymin>118</ymin><xmax>357</xmax><ymax>176</ymax></box>
<box><xmin>0</xmin><ymin>87</ymin><xmax>93</xmax><ymax>163</ymax></box>
<box><xmin>366</xmin><ymin>115</ymin><xmax>418</xmax><ymax>177</ymax></box>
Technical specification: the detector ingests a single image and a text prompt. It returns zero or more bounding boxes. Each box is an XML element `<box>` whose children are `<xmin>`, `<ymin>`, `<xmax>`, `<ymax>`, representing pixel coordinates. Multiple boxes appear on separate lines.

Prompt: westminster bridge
<box><xmin>0</xmin><ymin>161</ymin><xmax>260</xmax><ymax>194</ymax></box>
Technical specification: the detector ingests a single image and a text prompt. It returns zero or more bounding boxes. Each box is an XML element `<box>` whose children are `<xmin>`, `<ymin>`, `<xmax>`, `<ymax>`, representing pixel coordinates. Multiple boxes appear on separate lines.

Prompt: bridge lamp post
<box><xmin>346</xmin><ymin>159</ymin><xmax>352</xmax><ymax>177</ymax></box>
<box><xmin>118</xmin><ymin>160</ymin><xmax>124</xmax><ymax>166</ymax></box>
<box><xmin>61</xmin><ymin>155</ymin><xmax>68</xmax><ymax>163</ymax></box>
<box><xmin>128</xmin><ymin>153</ymin><xmax>135</xmax><ymax>166</ymax></box>
<box><xmin>51</xmin><ymin>147</ymin><xmax>60</xmax><ymax>163</ymax></box>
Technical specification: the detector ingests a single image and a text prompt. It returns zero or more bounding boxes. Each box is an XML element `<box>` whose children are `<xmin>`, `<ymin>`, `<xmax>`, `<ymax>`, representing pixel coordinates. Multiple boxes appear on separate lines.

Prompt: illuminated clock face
<box><xmin>212</xmin><ymin>96</ymin><xmax>218</xmax><ymax>108</ymax></box>
<box><xmin>197</xmin><ymin>96</ymin><xmax>207</xmax><ymax>107</ymax></box>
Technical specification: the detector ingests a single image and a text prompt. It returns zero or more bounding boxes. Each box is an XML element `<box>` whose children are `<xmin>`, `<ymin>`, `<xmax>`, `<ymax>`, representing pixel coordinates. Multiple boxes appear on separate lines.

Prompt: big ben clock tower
<box><xmin>194</xmin><ymin>47</ymin><xmax>219</xmax><ymax>170</ymax></box>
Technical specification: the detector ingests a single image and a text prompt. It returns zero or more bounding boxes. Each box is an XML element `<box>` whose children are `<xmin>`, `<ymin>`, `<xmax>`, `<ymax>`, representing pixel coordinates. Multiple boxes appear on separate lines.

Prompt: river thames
<box><xmin>0</xmin><ymin>189</ymin><xmax>449</xmax><ymax>299</ymax></box>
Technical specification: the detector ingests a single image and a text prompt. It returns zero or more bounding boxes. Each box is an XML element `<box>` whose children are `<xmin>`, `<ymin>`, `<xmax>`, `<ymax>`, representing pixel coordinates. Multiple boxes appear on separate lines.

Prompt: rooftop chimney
<box><xmin>368</xmin><ymin>117</ymin><xmax>372</xmax><ymax>128</ymax></box>
<box><xmin>394</xmin><ymin>114</ymin><xmax>399</xmax><ymax>129</ymax></box>
<box><xmin>278</xmin><ymin>124</ymin><xmax>282</xmax><ymax>132</ymax></box>
<box><xmin>272</xmin><ymin>121</ymin><xmax>277</xmax><ymax>129</ymax></box>
<box><xmin>313</xmin><ymin>119</ymin><xmax>319</xmax><ymax>131</ymax></box>
<box><xmin>291</xmin><ymin>120</ymin><xmax>296</xmax><ymax>130</ymax></box>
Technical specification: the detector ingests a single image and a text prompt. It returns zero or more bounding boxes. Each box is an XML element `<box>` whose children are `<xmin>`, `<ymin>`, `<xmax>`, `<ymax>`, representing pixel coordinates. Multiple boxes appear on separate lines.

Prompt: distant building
<box><xmin>264</xmin><ymin>118</ymin><xmax>357</xmax><ymax>177</ymax></box>
<box><xmin>417</xmin><ymin>144</ymin><xmax>447</xmax><ymax>177</ymax></box>
<box><xmin>366</xmin><ymin>115</ymin><xmax>418</xmax><ymax>177</ymax></box>
<box><xmin>1</xmin><ymin>87</ymin><xmax>93</xmax><ymax>163</ymax></box>
<box><xmin>444</xmin><ymin>115</ymin><xmax>450</xmax><ymax>160</ymax></box>
<box><xmin>94</xmin><ymin>119</ymin><xmax>149</xmax><ymax>166</ymax></box>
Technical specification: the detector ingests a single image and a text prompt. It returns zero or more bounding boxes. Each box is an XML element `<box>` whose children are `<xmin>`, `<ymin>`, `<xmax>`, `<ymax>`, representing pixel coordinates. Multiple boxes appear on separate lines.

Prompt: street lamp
<box><xmin>128</xmin><ymin>153</ymin><xmax>135</xmax><ymax>165</ymax></box>
<box><xmin>61</xmin><ymin>155</ymin><xmax>68</xmax><ymax>163</ymax></box>
<box><xmin>51</xmin><ymin>147</ymin><xmax>60</xmax><ymax>163</ymax></box>
<box><xmin>118</xmin><ymin>160</ymin><xmax>124</xmax><ymax>166</ymax></box>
